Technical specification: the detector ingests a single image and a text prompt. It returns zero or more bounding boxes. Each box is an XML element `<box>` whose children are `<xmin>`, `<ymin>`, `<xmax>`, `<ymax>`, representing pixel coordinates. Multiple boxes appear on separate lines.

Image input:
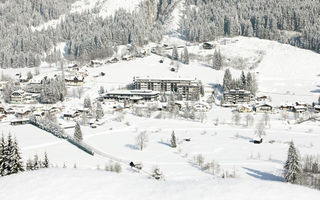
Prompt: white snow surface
<box><xmin>1</xmin><ymin>169</ymin><xmax>319</xmax><ymax>200</ymax></box>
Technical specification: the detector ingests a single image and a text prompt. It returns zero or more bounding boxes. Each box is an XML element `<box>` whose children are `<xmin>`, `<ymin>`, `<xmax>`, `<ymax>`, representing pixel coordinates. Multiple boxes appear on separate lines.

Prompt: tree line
<box><xmin>180</xmin><ymin>0</ymin><xmax>320</xmax><ymax>53</ymax></box>
<box><xmin>223</xmin><ymin>69</ymin><xmax>258</xmax><ymax>95</ymax></box>
<box><xmin>0</xmin><ymin>0</ymin><xmax>175</xmax><ymax>68</ymax></box>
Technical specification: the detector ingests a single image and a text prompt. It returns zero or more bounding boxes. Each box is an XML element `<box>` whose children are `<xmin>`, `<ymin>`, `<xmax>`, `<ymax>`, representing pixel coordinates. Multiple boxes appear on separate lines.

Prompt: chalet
<box><xmin>106</xmin><ymin>57</ymin><xmax>119</xmax><ymax>64</ymax></box>
<box><xmin>65</xmin><ymin>75</ymin><xmax>84</xmax><ymax>86</ymax></box>
<box><xmin>29</xmin><ymin>77</ymin><xmax>43</xmax><ymax>86</ymax></box>
<box><xmin>24</xmin><ymin>93</ymin><xmax>40</xmax><ymax>103</ymax></box>
<box><xmin>202</xmin><ymin>42</ymin><xmax>214</xmax><ymax>49</ymax></box>
<box><xmin>193</xmin><ymin>102</ymin><xmax>210</xmax><ymax>112</ymax></box>
<box><xmin>223</xmin><ymin>89</ymin><xmax>254</xmax><ymax>106</ymax></box>
<box><xmin>134</xmin><ymin>77</ymin><xmax>202</xmax><ymax>101</ymax></box>
<box><xmin>256</xmin><ymin>96</ymin><xmax>268</xmax><ymax>102</ymax></box>
<box><xmin>48</xmin><ymin>107</ymin><xmax>62</xmax><ymax>115</ymax></box>
<box><xmin>10</xmin><ymin>90</ymin><xmax>25</xmax><ymax>104</ymax></box>
<box><xmin>33</xmin><ymin>111</ymin><xmax>45</xmax><ymax>117</ymax></box>
<box><xmin>122</xmin><ymin>55</ymin><xmax>134</xmax><ymax>61</ymax></box>
<box><xmin>296</xmin><ymin>101</ymin><xmax>308</xmax><ymax>107</ymax></box>
<box><xmin>314</xmin><ymin>105</ymin><xmax>320</xmax><ymax>112</ymax></box>
<box><xmin>280</xmin><ymin>103</ymin><xmax>294</xmax><ymax>111</ymax></box>
<box><xmin>19</xmin><ymin>75</ymin><xmax>30</xmax><ymax>83</ymax></box>
<box><xmin>0</xmin><ymin>105</ymin><xmax>5</xmax><ymax>114</ymax></box>
<box><xmin>237</xmin><ymin>105</ymin><xmax>253</xmax><ymax>113</ymax></box>
<box><xmin>293</xmin><ymin>106</ymin><xmax>308</xmax><ymax>113</ymax></box>
<box><xmin>104</xmin><ymin>90</ymin><xmax>160</xmax><ymax>103</ymax></box>
<box><xmin>254</xmin><ymin>103</ymin><xmax>273</xmax><ymax>112</ymax></box>
<box><xmin>63</xmin><ymin>109</ymin><xmax>80</xmax><ymax>120</ymax></box>
<box><xmin>15</xmin><ymin>108</ymin><xmax>31</xmax><ymax>118</ymax></box>
<box><xmin>90</xmin><ymin>60</ymin><xmax>103</xmax><ymax>67</ymax></box>
<box><xmin>67</xmin><ymin>64</ymin><xmax>79</xmax><ymax>72</ymax></box>
<box><xmin>10</xmin><ymin>119</ymin><xmax>29</xmax><ymax>126</ymax></box>
<box><xmin>0</xmin><ymin>114</ymin><xmax>6</xmax><ymax>121</ymax></box>
<box><xmin>5</xmin><ymin>107</ymin><xmax>15</xmax><ymax>115</ymax></box>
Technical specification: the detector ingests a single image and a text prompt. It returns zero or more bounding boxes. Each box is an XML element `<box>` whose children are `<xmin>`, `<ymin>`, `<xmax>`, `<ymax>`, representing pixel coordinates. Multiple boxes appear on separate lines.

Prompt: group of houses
<box><xmin>222</xmin><ymin>88</ymin><xmax>313</xmax><ymax>114</ymax></box>
<box><xmin>0</xmin><ymin>103</ymin><xmax>64</xmax><ymax>124</ymax></box>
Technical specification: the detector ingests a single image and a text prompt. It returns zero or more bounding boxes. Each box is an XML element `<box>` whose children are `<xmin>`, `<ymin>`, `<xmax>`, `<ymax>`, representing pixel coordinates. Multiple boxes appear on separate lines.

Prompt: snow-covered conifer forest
<box><xmin>0</xmin><ymin>0</ymin><xmax>320</xmax><ymax>199</ymax></box>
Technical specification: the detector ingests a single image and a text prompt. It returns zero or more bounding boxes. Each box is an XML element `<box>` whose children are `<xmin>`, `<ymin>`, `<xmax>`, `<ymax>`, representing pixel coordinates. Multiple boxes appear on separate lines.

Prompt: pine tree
<box><xmin>74</xmin><ymin>122</ymin><xmax>83</xmax><ymax>141</ymax></box>
<box><xmin>0</xmin><ymin>135</ymin><xmax>24</xmax><ymax>176</ymax></box>
<box><xmin>84</xmin><ymin>97</ymin><xmax>91</xmax><ymax>108</ymax></box>
<box><xmin>223</xmin><ymin>69</ymin><xmax>232</xmax><ymax>92</ymax></box>
<box><xmin>246</xmin><ymin>72</ymin><xmax>253</xmax><ymax>93</ymax></box>
<box><xmin>4</xmin><ymin>134</ymin><xmax>14</xmax><ymax>176</ymax></box>
<box><xmin>284</xmin><ymin>141</ymin><xmax>302</xmax><ymax>184</ymax></box>
<box><xmin>96</xmin><ymin>102</ymin><xmax>104</xmax><ymax>119</ymax></box>
<box><xmin>99</xmin><ymin>86</ymin><xmax>105</xmax><ymax>95</ymax></box>
<box><xmin>42</xmin><ymin>152</ymin><xmax>49</xmax><ymax>168</ymax></box>
<box><xmin>183</xmin><ymin>47</ymin><xmax>189</xmax><ymax>64</ymax></box>
<box><xmin>33</xmin><ymin>154</ymin><xmax>41</xmax><ymax>170</ymax></box>
<box><xmin>172</xmin><ymin>46</ymin><xmax>178</xmax><ymax>60</ymax></box>
<box><xmin>26</xmin><ymin>159</ymin><xmax>34</xmax><ymax>171</ymax></box>
<box><xmin>240</xmin><ymin>71</ymin><xmax>246</xmax><ymax>89</ymax></box>
<box><xmin>0</xmin><ymin>135</ymin><xmax>7</xmax><ymax>176</ymax></box>
<box><xmin>170</xmin><ymin>131</ymin><xmax>177</xmax><ymax>148</ymax></box>
<box><xmin>27</xmin><ymin>71</ymin><xmax>33</xmax><ymax>80</ymax></box>
<box><xmin>212</xmin><ymin>49</ymin><xmax>223</xmax><ymax>70</ymax></box>
<box><xmin>11</xmin><ymin>137</ymin><xmax>24</xmax><ymax>174</ymax></box>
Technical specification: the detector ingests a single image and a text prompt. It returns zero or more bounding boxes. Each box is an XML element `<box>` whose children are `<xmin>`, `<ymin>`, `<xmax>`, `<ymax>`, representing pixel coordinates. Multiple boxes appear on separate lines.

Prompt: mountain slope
<box><xmin>1</xmin><ymin>169</ymin><xmax>319</xmax><ymax>200</ymax></box>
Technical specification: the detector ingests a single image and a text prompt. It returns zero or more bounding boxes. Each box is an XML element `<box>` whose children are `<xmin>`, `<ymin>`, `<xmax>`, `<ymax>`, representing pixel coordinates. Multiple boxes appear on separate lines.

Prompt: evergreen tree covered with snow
<box><xmin>96</xmin><ymin>102</ymin><xmax>104</xmax><ymax>120</ymax></box>
<box><xmin>172</xmin><ymin>46</ymin><xmax>179</xmax><ymax>60</ymax></box>
<box><xmin>83</xmin><ymin>97</ymin><xmax>92</xmax><ymax>109</ymax></box>
<box><xmin>170</xmin><ymin>131</ymin><xmax>177</xmax><ymax>148</ymax></box>
<box><xmin>240</xmin><ymin>71</ymin><xmax>247</xmax><ymax>89</ymax></box>
<box><xmin>183</xmin><ymin>47</ymin><xmax>189</xmax><ymax>64</ymax></box>
<box><xmin>0</xmin><ymin>134</ymin><xmax>24</xmax><ymax>176</ymax></box>
<box><xmin>40</xmin><ymin>76</ymin><xmax>66</xmax><ymax>104</ymax></box>
<box><xmin>284</xmin><ymin>141</ymin><xmax>302</xmax><ymax>184</ymax></box>
<box><xmin>43</xmin><ymin>152</ymin><xmax>49</xmax><ymax>168</ymax></box>
<box><xmin>33</xmin><ymin>154</ymin><xmax>41</xmax><ymax>170</ymax></box>
<box><xmin>223</xmin><ymin>69</ymin><xmax>232</xmax><ymax>92</ymax></box>
<box><xmin>74</xmin><ymin>122</ymin><xmax>83</xmax><ymax>141</ymax></box>
<box><xmin>29</xmin><ymin>115</ymin><xmax>66</xmax><ymax>138</ymax></box>
<box><xmin>181</xmin><ymin>0</ymin><xmax>320</xmax><ymax>53</ymax></box>
<box><xmin>212</xmin><ymin>49</ymin><xmax>223</xmax><ymax>70</ymax></box>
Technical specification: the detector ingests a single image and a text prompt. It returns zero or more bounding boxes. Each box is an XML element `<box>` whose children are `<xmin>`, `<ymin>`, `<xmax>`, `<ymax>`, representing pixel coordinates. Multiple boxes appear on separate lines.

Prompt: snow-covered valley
<box><xmin>1</xmin><ymin>0</ymin><xmax>320</xmax><ymax>199</ymax></box>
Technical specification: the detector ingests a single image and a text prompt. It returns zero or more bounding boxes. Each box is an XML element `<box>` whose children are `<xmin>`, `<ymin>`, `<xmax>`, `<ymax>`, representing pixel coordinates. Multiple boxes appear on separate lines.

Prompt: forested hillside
<box><xmin>0</xmin><ymin>0</ymin><xmax>175</xmax><ymax>68</ymax></box>
<box><xmin>0</xmin><ymin>0</ymin><xmax>78</xmax><ymax>68</ymax></box>
<box><xmin>0</xmin><ymin>0</ymin><xmax>319</xmax><ymax>69</ymax></box>
<box><xmin>180</xmin><ymin>0</ymin><xmax>320</xmax><ymax>53</ymax></box>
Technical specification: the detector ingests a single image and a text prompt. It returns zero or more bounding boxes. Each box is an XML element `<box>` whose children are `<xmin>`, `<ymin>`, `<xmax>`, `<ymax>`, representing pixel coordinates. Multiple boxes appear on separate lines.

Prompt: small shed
<box><xmin>202</xmin><ymin>42</ymin><xmax>214</xmax><ymax>49</ymax></box>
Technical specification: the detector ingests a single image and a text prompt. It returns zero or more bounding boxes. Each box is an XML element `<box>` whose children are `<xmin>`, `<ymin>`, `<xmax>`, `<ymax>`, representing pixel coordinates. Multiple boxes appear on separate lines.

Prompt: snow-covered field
<box><xmin>1</xmin><ymin>169</ymin><xmax>319</xmax><ymax>200</ymax></box>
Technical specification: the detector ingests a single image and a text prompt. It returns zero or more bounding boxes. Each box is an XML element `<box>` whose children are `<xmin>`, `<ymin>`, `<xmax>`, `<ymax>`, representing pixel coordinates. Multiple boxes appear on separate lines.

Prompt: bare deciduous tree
<box><xmin>245</xmin><ymin>114</ymin><xmax>254</xmax><ymax>127</ymax></box>
<box><xmin>135</xmin><ymin>131</ymin><xmax>149</xmax><ymax>151</ymax></box>
<box><xmin>255</xmin><ymin>122</ymin><xmax>266</xmax><ymax>139</ymax></box>
<box><xmin>233</xmin><ymin>112</ymin><xmax>241</xmax><ymax>126</ymax></box>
